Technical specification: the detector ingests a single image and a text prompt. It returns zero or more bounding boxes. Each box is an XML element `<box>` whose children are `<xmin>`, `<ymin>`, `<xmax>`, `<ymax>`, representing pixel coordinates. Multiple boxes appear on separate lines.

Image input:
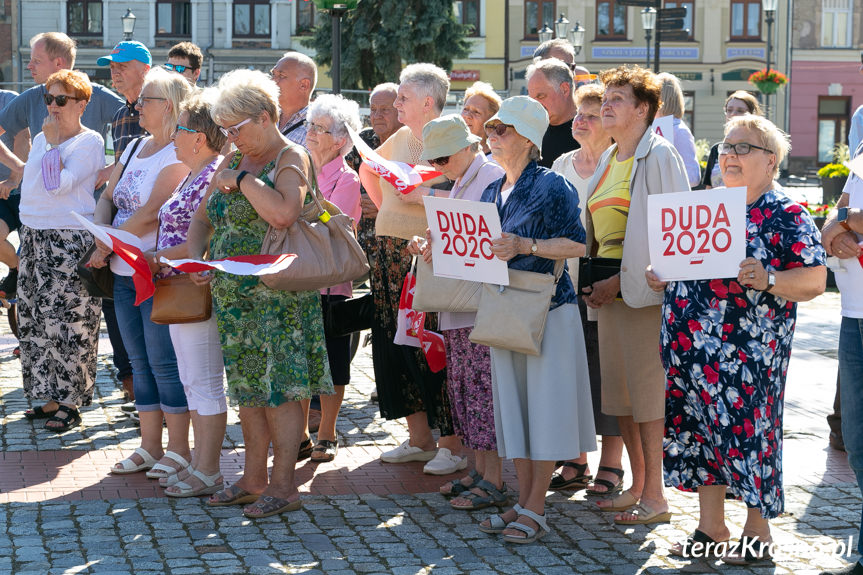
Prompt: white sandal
<box><xmin>502</xmin><ymin>508</ymin><xmax>549</xmax><ymax>544</ymax></box>
<box><xmin>165</xmin><ymin>469</ymin><xmax>224</xmax><ymax>498</ymax></box>
<box><xmin>110</xmin><ymin>447</ymin><xmax>158</xmax><ymax>475</ymax></box>
<box><xmin>478</xmin><ymin>503</ymin><xmax>523</xmax><ymax>534</ymax></box>
<box><xmin>145</xmin><ymin>451</ymin><xmax>190</xmax><ymax>479</ymax></box>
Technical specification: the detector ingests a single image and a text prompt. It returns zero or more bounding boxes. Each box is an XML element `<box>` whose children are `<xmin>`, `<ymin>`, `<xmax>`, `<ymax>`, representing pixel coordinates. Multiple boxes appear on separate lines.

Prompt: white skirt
<box><xmin>490</xmin><ymin>303</ymin><xmax>597</xmax><ymax>461</ymax></box>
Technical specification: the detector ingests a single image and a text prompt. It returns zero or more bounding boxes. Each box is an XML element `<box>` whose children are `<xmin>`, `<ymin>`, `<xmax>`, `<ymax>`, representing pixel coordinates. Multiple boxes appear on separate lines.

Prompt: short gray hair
<box><xmin>533</xmin><ymin>38</ymin><xmax>574</xmax><ymax>65</ymax></box>
<box><xmin>724</xmin><ymin>115</ymin><xmax>791</xmax><ymax>178</ymax></box>
<box><xmin>280</xmin><ymin>51</ymin><xmax>318</xmax><ymax>90</ymax></box>
<box><xmin>399</xmin><ymin>63</ymin><xmax>450</xmax><ymax>113</ymax></box>
<box><xmin>370</xmin><ymin>82</ymin><xmax>399</xmax><ymax>100</ymax></box>
<box><xmin>526</xmin><ymin>58</ymin><xmax>573</xmax><ymax>93</ymax></box>
<box><xmin>307</xmin><ymin>93</ymin><xmax>362</xmax><ymax>156</ymax></box>
<box><xmin>211</xmin><ymin>69</ymin><xmax>279</xmax><ymax>125</ymax></box>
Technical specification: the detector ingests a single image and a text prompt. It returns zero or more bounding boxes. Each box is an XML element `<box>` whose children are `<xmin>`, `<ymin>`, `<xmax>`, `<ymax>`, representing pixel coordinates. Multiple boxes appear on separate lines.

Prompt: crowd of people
<box><xmin>1</xmin><ymin>31</ymin><xmax>857</xmax><ymax>573</ymax></box>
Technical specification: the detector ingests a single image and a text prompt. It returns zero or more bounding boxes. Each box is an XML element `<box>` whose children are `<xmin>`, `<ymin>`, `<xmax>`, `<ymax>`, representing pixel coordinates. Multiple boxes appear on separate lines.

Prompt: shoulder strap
<box><xmin>117</xmin><ymin>137</ymin><xmax>143</xmax><ymax>182</ymax></box>
<box><xmin>281</xmin><ymin>119</ymin><xmax>305</xmax><ymax>136</ymax></box>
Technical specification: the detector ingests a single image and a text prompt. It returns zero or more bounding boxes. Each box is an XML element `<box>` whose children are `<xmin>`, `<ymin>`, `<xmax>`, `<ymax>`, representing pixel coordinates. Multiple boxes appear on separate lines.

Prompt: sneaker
<box><xmin>120</xmin><ymin>402</ymin><xmax>137</xmax><ymax>414</ymax></box>
<box><xmin>380</xmin><ymin>440</ymin><xmax>437</xmax><ymax>464</ymax></box>
<box><xmin>0</xmin><ymin>268</ymin><xmax>17</xmax><ymax>298</ymax></box>
<box><xmin>423</xmin><ymin>448</ymin><xmax>468</xmax><ymax>475</ymax></box>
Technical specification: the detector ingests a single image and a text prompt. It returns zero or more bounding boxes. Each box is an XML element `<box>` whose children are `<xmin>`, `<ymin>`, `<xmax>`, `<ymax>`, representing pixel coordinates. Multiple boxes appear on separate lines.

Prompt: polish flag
<box><xmin>158</xmin><ymin>254</ymin><xmax>297</xmax><ymax>276</ymax></box>
<box><xmin>416</xmin><ymin>321</ymin><xmax>447</xmax><ymax>373</ymax></box>
<box><xmin>348</xmin><ymin>127</ymin><xmax>442</xmax><ymax>194</ymax></box>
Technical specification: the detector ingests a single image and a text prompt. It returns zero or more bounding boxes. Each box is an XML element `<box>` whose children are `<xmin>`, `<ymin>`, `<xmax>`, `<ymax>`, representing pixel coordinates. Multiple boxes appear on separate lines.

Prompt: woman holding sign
<box><xmin>647</xmin><ymin>115</ymin><xmax>826</xmax><ymax>563</ymax></box>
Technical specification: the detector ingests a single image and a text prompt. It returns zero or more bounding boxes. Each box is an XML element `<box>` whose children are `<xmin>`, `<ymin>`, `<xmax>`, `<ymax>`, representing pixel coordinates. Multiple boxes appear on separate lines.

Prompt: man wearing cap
<box><xmin>98</xmin><ymin>41</ymin><xmax>152</xmax><ymax>159</ymax></box>
<box><xmin>270</xmin><ymin>51</ymin><xmax>317</xmax><ymax>146</ymax></box>
<box><xmin>526</xmin><ymin>58</ymin><xmax>579</xmax><ymax>169</ymax></box>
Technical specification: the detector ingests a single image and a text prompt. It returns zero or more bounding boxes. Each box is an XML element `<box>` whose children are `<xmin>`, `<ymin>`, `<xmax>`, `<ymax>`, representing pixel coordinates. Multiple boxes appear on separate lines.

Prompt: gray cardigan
<box><xmin>584</xmin><ymin>128</ymin><xmax>691</xmax><ymax>308</ymax></box>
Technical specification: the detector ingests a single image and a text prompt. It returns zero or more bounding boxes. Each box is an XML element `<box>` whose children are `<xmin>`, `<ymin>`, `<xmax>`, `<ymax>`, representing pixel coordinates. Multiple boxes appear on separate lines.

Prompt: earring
<box><xmin>193</xmin><ymin>147</ymin><xmax>199</xmax><ymax>154</ymax></box>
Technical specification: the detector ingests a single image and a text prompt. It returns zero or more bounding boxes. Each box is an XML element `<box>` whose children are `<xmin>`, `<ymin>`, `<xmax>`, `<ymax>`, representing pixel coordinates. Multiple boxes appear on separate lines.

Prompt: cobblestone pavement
<box><xmin>0</xmin><ymin>292</ymin><xmax>860</xmax><ymax>574</ymax></box>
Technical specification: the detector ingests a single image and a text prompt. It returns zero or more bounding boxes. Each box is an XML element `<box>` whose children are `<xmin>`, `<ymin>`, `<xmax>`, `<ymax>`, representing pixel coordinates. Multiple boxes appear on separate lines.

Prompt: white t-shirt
<box><xmin>551</xmin><ymin>149</ymin><xmax>594</xmax><ymax>290</ymax></box>
<box><xmin>19</xmin><ymin>129</ymin><xmax>104</xmax><ymax>230</ymax></box>
<box><xmin>835</xmin><ymin>175</ymin><xmax>863</xmax><ymax>318</ymax></box>
<box><xmin>112</xmin><ymin>137</ymin><xmax>182</xmax><ymax>251</ymax></box>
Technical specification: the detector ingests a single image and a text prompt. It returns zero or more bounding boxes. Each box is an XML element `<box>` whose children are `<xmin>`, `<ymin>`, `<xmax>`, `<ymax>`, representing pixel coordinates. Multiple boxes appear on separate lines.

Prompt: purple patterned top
<box><xmin>157</xmin><ymin>156</ymin><xmax>221</xmax><ymax>255</ymax></box>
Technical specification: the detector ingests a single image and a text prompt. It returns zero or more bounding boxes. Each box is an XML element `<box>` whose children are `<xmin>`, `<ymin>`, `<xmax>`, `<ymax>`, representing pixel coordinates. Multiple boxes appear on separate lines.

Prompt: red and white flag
<box><xmin>158</xmin><ymin>254</ymin><xmax>297</xmax><ymax>276</ymax></box>
<box><xmin>393</xmin><ymin>262</ymin><xmax>447</xmax><ymax>373</ymax></box>
<box><xmin>348</xmin><ymin>127</ymin><xmax>442</xmax><ymax>194</ymax></box>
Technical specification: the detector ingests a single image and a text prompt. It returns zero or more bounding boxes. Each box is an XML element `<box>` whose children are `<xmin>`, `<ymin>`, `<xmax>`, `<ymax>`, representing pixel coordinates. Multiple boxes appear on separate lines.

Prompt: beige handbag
<box><xmin>150</xmin><ymin>274</ymin><xmax>212</xmax><ymax>325</ymax></box>
<box><xmin>412</xmin><ymin>257</ymin><xmax>481</xmax><ymax>313</ymax></box>
<box><xmin>259</xmin><ymin>146</ymin><xmax>370</xmax><ymax>292</ymax></box>
<box><xmin>468</xmin><ymin>260</ymin><xmax>565</xmax><ymax>356</ymax></box>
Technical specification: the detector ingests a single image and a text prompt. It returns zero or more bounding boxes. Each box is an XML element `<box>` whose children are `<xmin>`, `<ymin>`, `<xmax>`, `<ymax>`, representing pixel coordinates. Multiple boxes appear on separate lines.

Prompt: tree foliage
<box><xmin>303</xmin><ymin>0</ymin><xmax>472</xmax><ymax>90</ymax></box>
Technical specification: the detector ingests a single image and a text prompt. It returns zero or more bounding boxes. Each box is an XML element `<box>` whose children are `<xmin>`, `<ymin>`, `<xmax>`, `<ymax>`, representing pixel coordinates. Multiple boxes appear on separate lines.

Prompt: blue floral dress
<box><xmin>661</xmin><ymin>188</ymin><xmax>825</xmax><ymax>519</ymax></box>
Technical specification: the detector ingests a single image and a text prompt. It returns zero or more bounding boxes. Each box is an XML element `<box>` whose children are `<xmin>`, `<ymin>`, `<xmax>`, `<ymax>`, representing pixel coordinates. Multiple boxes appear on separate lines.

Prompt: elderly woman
<box><xmin>145</xmin><ymin>92</ymin><xmax>228</xmax><ymax>497</ymax></box>
<box><xmin>301</xmin><ymin>93</ymin><xmax>362</xmax><ymax>463</ymax></box>
<box><xmin>476</xmin><ymin>96</ymin><xmax>596</xmax><ymax>543</ymax></box>
<box><xmin>17</xmin><ymin>70</ymin><xmax>104</xmax><ymax>431</ymax></box>
<box><xmin>93</xmin><ymin>68</ymin><xmax>192</xmax><ymax>477</ymax></box>
<box><xmin>656</xmin><ymin>73</ymin><xmax>700</xmax><ymax>188</ymax></box>
<box><xmin>460</xmin><ymin>81</ymin><xmax>501</xmax><ymax>156</ymax></box>
<box><xmin>648</xmin><ymin>115</ymin><xmax>826</xmax><ymax>563</ymax></box>
<box><xmin>700</xmin><ymin>91</ymin><xmax>762</xmax><ymax>189</ymax></box>
<box><xmin>407</xmin><ymin>114</ymin><xmax>506</xmax><ymax>507</ymax></box>
<box><xmin>583</xmin><ymin>66</ymin><xmax>690</xmax><ymax>525</ymax></box>
<box><xmin>359</xmin><ymin>63</ymin><xmax>464</xmax><ymax>475</ymax></box>
<box><xmin>550</xmin><ymin>84</ymin><xmax>624</xmax><ymax>496</ymax></box>
<box><xmin>185</xmin><ymin>69</ymin><xmax>333</xmax><ymax>518</ymax></box>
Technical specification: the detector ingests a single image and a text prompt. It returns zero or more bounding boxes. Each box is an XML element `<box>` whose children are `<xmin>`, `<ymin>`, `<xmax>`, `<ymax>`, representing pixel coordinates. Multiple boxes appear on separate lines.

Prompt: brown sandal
<box><xmin>310</xmin><ymin>439</ymin><xmax>338</xmax><ymax>462</ymax></box>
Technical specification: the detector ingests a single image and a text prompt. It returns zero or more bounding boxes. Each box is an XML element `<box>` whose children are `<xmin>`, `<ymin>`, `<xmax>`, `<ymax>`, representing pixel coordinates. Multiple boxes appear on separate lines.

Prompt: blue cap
<box><xmin>97</xmin><ymin>41</ymin><xmax>152</xmax><ymax>66</ymax></box>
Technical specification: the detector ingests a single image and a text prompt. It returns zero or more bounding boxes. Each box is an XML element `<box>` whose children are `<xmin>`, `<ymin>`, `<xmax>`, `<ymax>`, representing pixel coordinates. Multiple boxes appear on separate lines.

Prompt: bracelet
<box><xmin>235</xmin><ymin>170</ymin><xmax>250</xmax><ymax>189</ymax></box>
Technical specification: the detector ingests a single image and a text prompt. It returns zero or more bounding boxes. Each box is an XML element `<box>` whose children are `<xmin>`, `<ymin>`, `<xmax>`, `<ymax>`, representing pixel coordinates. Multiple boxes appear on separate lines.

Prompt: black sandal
<box><xmin>586</xmin><ymin>466</ymin><xmax>626</xmax><ymax>496</ymax></box>
<box><xmin>310</xmin><ymin>439</ymin><xmax>338</xmax><ymax>462</ymax></box>
<box><xmin>440</xmin><ymin>469</ymin><xmax>481</xmax><ymax>497</ymax></box>
<box><xmin>722</xmin><ymin>536</ymin><xmax>774</xmax><ymax>566</ymax></box>
<box><xmin>297</xmin><ymin>437</ymin><xmax>314</xmax><ymax>461</ymax></box>
<box><xmin>44</xmin><ymin>405</ymin><xmax>81</xmax><ymax>433</ymax></box>
<box><xmin>669</xmin><ymin>529</ymin><xmax>728</xmax><ymax>558</ymax></box>
<box><xmin>24</xmin><ymin>404</ymin><xmax>59</xmax><ymax>420</ymax></box>
<box><xmin>549</xmin><ymin>461</ymin><xmax>592</xmax><ymax>490</ymax></box>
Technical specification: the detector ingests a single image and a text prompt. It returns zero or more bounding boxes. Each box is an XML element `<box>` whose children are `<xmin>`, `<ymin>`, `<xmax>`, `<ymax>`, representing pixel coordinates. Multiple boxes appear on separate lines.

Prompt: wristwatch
<box><xmin>765</xmin><ymin>271</ymin><xmax>776</xmax><ymax>292</ymax></box>
<box><xmin>235</xmin><ymin>170</ymin><xmax>250</xmax><ymax>189</ymax></box>
<box><xmin>838</xmin><ymin>207</ymin><xmax>853</xmax><ymax>232</ymax></box>
<box><xmin>530</xmin><ymin>238</ymin><xmax>538</xmax><ymax>254</ymax></box>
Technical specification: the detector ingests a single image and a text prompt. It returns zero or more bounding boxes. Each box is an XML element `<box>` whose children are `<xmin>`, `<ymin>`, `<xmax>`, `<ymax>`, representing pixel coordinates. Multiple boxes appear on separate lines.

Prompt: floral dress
<box><xmin>662</xmin><ymin>188</ymin><xmax>825</xmax><ymax>519</ymax></box>
<box><xmin>206</xmin><ymin>151</ymin><xmax>333</xmax><ymax>407</ymax></box>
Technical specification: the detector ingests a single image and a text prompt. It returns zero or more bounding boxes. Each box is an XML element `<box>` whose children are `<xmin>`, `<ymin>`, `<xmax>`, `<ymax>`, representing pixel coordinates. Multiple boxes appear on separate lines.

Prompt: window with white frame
<box><xmin>821</xmin><ymin>0</ymin><xmax>852</xmax><ymax>47</ymax></box>
<box><xmin>234</xmin><ymin>0</ymin><xmax>270</xmax><ymax>37</ymax></box>
<box><xmin>67</xmin><ymin>0</ymin><xmax>102</xmax><ymax>35</ymax></box>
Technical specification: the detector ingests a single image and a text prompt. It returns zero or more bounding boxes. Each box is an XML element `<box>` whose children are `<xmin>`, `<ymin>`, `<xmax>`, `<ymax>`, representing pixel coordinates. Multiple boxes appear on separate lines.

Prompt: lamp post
<box><xmin>568</xmin><ymin>21</ymin><xmax>585</xmax><ymax>57</ymax></box>
<box><xmin>313</xmin><ymin>1</ymin><xmax>357</xmax><ymax>95</ymax></box>
<box><xmin>641</xmin><ymin>8</ymin><xmax>656</xmax><ymax>70</ymax></box>
<box><xmin>538</xmin><ymin>23</ymin><xmax>554</xmax><ymax>44</ymax></box>
<box><xmin>763</xmin><ymin>0</ymin><xmax>778</xmax><ymax>119</ymax></box>
<box><xmin>554</xmin><ymin>14</ymin><xmax>569</xmax><ymax>43</ymax></box>
<box><xmin>121</xmin><ymin>9</ymin><xmax>136</xmax><ymax>40</ymax></box>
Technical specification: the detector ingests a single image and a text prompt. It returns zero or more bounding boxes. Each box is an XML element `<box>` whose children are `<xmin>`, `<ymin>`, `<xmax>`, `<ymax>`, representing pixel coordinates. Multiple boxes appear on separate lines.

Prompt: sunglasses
<box><xmin>165</xmin><ymin>63</ymin><xmax>196</xmax><ymax>74</ymax></box>
<box><xmin>718</xmin><ymin>142</ymin><xmax>774</xmax><ymax>156</ymax></box>
<box><xmin>219</xmin><ymin>118</ymin><xmax>252</xmax><ymax>138</ymax></box>
<box><xmin>429</xmin><ymin>155</ymin><xmax>451</xmax><ymax>166</ymax></box>
<box><xmin>44</xmin><ymin>94</ymin><xmax>80</xmax><ymax>107</ymax></box>
<box><xmin>484</xmin><ymin>123</ymin><xmax>512</xmax><ymax>137</ymax></box>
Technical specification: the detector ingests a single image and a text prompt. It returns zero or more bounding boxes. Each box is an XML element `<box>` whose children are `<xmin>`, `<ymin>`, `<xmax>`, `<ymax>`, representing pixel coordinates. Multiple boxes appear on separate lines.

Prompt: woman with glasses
<box><xmin>91</xmin><ymin>67</ymin><xmax>193</xmax><ymax>479</ymax></box>
<box><xmin>647</xmin><ymin>115</ymin><xmax>826</xmax><ymax>564</ymax></box>
<box><xmin>17</xmin><ymin>70</ymin><xmax>105</xmax><ymax>432</ymax></box>
<box><xmin>144</xmin><ymin>91</ymin><xmax>228</xmax><ymax>497</ymax></box>
<box><xmin>185</xmin><ymin>69</ymin><xmax>333</xmax><ymax>518</ymax></box>
<box><xmin>301</xmin><ymin>93</ymin><xmax>362</xmax><ymax>463</ymax></box>
<box><xmin>700</xmin><ymin>91</ymin><xmax>762</xmax><ymax>189</ymax></box>
<box><xmin>460</xmin><ymin>81</ymin><xmax>501</xmax><ymax>156</ymax></box>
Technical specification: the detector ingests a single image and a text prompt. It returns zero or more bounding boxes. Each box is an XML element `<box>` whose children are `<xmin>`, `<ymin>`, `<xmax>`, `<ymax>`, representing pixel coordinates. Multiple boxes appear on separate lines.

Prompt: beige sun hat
<box><xmin>420</xmin><ymin>114</ymin><xmax>482</xmax><ymax>161</ymax></box>
<box><xmin>484</xmin><ymin>95</ymin><xmax>549</xmax><ymax>151</ymax></box>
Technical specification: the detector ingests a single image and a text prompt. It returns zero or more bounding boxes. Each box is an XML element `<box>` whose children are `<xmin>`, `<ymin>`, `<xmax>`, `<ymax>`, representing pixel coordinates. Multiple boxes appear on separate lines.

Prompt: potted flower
<box><xmin>748</xmin><ymin>68</ymin><xmax>789</xmax><ymax>95</ymax></box>
<box><xmin>799</xmin><ymin>200</ymin><xmax>833</xmax><ymax>230</ymax></box>
<box><xmin>818</xmin><ymin>143</ymin><xmax>851</xmax><ymax>204</ymax></box>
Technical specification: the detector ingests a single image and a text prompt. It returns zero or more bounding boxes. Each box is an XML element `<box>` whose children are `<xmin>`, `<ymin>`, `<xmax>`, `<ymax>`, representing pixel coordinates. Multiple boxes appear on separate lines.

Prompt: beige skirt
<box><xmin>597</xmin><ymin>300</ymin><xmax>665</xmax><ymax>422</ymax></box>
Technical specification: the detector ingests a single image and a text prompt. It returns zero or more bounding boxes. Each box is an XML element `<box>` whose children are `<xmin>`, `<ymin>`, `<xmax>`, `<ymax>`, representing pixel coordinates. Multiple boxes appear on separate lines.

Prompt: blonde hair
<box><xmin>210</xmin><ymin>69</ymin><xmax>279</xmax><ymax>126</ymax></box>
<box><xmin>400</xmin><ymin>63</ymin><xmax>450</xmax><ymax>113</ymax></box>
<box><xmin>574</xmin><ymin>83</ymin><xmax>604</xmax><ymax>109</ymax></box>
<box><xmin>31</xmin><ymin>32</ymin><xmax>76</xmax><ymax>68</ymax></box>
<box><xmin>463</xmin><ymin>81</ymin><xmax>502</xmax><ymax>116</ymax></box>
<box><xmin>657</xmin><ymin>72</ymin><xmax>685</xmax><ymax>119</ymax></box>
<box><xmin>142</xmin><ymin>67</ymin><xmax>192</xmax><ymax>135</ymax></box>
<box><xmin>724</xmin><ymin>115</ymin><xmax>791</xmax><ymax>177</ymax></box>
<box><xmin>182</xmin><ymin>90</ymin><xmax>227</xmax><ymax>153</ymax></box>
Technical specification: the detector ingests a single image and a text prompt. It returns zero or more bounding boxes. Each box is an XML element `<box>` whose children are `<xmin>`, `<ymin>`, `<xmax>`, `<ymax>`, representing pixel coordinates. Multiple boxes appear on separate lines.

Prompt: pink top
<box><xmin>318</xmin><ymin>155</ymin><xmax>362</xmax><ymax>298</ymax></box>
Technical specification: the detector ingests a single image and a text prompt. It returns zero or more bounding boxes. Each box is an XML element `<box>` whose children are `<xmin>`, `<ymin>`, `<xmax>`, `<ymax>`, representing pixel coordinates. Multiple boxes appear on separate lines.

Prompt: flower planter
<box><xmin>821</xmin><ymin>176</ymin><xmax>848</xmax><ymax>204</ymax></box>
<box><xmin>754</xmin><ymin>82</ymin><xmax>780</xmax><ymax>95</ymax></box>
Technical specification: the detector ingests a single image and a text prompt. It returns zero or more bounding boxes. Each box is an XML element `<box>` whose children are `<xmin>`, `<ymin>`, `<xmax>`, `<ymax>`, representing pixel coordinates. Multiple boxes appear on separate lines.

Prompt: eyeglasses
<box><xmin>164</xmin><ymin>63</ymin><xmax>196</xmax><ymax>74</ymax></box>
<box><xmin>718</xmin><ymin>142</ymin><xmax>774</xmax><ymax>156</ymax></box>
<box><xmin>135</xmin><ymin>96</ymin><xmax>167</xmax><ymax>107</ymax></box>
<box><xmin>219</xmin><ymin>118</ymin><xmax>252</xmax><ymax>138</ymax></box>
<box><xmin>574</xmin><ymin>112</ymin><xmax>600</xmax><ymax>123</ymax></box>
<box><xmin>44</xmin><ymin>94</ymin><xmax>80</xmax><ymax>107</ymax></box>
<box><xmin>484</xmin><ymin>123</ymin><xmax>512</xmax><ymax>137</ymax></box>
<box><xmin>172</xmin><ymin>124</ymin><xmax>199</xmax><ymax>136</ymax></box>
<box><xmin>304</xmin><ymin>120</ymin><xmax>332</xmax><ymax>135</ymax></box>
<box><xmin>429</xmin><ymin>155</ymin><xmax>451</xmax><ymax>166</ymax></box>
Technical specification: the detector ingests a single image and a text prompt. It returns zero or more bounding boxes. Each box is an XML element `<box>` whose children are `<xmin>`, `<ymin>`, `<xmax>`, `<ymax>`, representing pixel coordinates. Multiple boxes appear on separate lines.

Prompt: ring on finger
<box><xmin>749</xmin><ymin>272</ymin><xmax>755</xmax><ymax>279</ymax></box>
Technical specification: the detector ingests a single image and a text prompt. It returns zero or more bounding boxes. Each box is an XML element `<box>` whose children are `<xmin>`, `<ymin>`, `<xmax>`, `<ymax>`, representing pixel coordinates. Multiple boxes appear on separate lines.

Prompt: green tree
<box><xmin>303</xmin><ymin>0</ymin><xmax>472</xmax><ymax>90</ymax></box>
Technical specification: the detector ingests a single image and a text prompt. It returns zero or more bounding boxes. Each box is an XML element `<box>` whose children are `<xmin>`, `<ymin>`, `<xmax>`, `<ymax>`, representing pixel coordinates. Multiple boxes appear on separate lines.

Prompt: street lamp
<box><xmin>538</xmin><ymin>23</ymin><xmax>554</xmax><ymax>44</ymax></box>
<box><xmin>121</xmin><ymin>9</ymin><xmax>136</xmax><ymax>41</ymax></box>
<box><xmin>313</xmin><ymin>0</ymin><xmax>358</xmax><ymax>95</ymax></box>
<box><xmin>641</xmin><ymin>8</ymin><xmax>656</xmax><ymax>70</ymax></box>
<box><xmin>554</xmin><ymin>14</ymin><xmax>569</xmax><ymax>41</ymax></box>
<box><xmin>568</xmin><ymin>22</ymin><xmax>585</xmax><ymax>57</ymax></box>
<box><xmin>763</xmin><ymin>0</ymin><xmax>778</xmax><ymax>119</ymax></box>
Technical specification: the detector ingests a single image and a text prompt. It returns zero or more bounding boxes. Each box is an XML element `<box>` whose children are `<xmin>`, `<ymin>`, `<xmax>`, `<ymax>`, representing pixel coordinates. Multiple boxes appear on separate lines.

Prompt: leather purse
<box><xmin>412</xmin><ymin>257</ymin><xmax>481</xmax><ymax>313</ymax></box>
<box><xmin>150</xmin><ymin>274</ymin><xmax>212</xmax><ymax>324</ymax></box>
<box><xmin>77</xmin><ymin>243</ymin><xmax>114</xmax><ymax>299</ymax></box>
<box><xmin>324</xmin><ymin>292</ymin><xmax>374</xmax><ymax>339</ymax></box>
<box><xmin>577</xmin><ymin>256</ymin><xmax>622</xmax><ymax>298</ymax></box>
<box><xmin>468</xmin><ymin>260</ymin><xmax>565</xmax><ymax>356</ymax></box>
<box><xmin>259</xmin><ymin>146</ymin><xmax>370</xmax><ymax>292</ymax></box>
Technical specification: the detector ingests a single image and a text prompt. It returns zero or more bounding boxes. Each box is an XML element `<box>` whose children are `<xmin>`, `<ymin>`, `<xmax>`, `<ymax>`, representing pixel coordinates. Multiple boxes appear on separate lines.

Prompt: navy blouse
<box><xmin>481</xmin><ymin>161</ymin><xmax>585</xmax><ymax>307</ymax></box>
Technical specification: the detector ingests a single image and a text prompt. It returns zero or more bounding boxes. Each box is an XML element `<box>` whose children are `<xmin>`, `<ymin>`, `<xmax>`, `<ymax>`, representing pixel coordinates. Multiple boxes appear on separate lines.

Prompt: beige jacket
<box><xmin>584</xmin><ymin>128</ymin><xmax>691</xmax><ymax>308</ymax></box>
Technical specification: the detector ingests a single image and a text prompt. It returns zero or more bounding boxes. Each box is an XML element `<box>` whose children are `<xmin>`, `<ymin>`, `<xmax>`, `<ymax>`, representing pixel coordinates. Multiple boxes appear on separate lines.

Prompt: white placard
<box><xmin>422</xmin><ymin>196</ymin><xmax>509</xmax><ymax>285</ymax></box>
<box><xmin>647</xmin><ymin>187</ymin><xmax>747</xmax><ymax>281</ymax></box>
<box><xmin>651</xmin><ymin>115</ymin><xmax>674</xmax><ymax>142</ymax></box>
<box><xmin>848</xmin><ymin>155</ymin><xmax>863</xmax><ymax>180</ymax></box>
